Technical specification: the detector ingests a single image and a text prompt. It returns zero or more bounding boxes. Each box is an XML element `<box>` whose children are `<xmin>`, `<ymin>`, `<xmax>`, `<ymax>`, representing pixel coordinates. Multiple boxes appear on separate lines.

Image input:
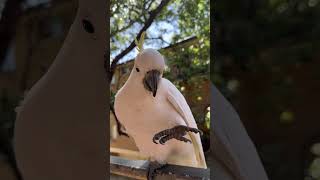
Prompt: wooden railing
<box><xmin>110</xmin><ymin>156</ymin><xmax>210</xmax><ymax>180</ymax></box>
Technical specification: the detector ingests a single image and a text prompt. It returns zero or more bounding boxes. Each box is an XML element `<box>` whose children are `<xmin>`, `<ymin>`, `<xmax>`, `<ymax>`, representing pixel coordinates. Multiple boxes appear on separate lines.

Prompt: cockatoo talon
<box><xmin>153</xmin><ymin>129</ymin><xmax>173</xmax><ymax>144</ymax></box>
<box><xmin>182</xmin><ymin>126</ymin><xmax>203</xmax><ymax>136</ymax></box>
<box><xmin>147</xmin><ymin>161</ymin><xmax>166</xmax><ymax>180</ymax></box>
<box><xmin>153</xmin><ymin>135</ymin><xmax>162</xmax><ymax>144</ymax></box>
<box><xmin>153</xmin><ymin>139</ymin><xmax>158</xmax><ymax>144</ymax></box>
<box><xmin>152</xmin><ymin>125</ymin><xmax>202</xmax><ymax>145</ymax></box>
<box><xmin>152</xmin><ymin>125</ymin><xmax>203</xmax><ymax>145</ymax></box>
<box><xmin>175</xmin><ymin>136</ymin><xmax>192</xmax><ymax>143</ymax></box>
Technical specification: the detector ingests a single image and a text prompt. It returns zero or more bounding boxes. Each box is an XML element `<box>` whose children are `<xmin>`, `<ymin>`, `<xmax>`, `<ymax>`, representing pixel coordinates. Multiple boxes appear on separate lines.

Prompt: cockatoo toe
<box><xmin>147</xmin><ymin>161</ymin><xmax>166</xmax><ymax>180</ymax></box>
<box><xmin>152</xmin><ymin>125</ymin><xmax>202</xmax><ymax>145</ymax></box>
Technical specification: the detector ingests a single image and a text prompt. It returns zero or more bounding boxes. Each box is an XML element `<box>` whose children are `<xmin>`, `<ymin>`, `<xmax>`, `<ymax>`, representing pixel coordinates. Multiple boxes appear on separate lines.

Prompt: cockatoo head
<box><xmin>134</xmin><ymin>48</ymin><xmax>165</xmax><ymax>97</ymax></box>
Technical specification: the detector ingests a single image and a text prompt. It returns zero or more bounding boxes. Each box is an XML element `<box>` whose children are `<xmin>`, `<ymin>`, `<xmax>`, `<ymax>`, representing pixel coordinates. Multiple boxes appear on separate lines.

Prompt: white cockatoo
<box><xmin>114</xmin><ymin>33</ymin><xmax>207</xmax><ymax>179</ymax></box>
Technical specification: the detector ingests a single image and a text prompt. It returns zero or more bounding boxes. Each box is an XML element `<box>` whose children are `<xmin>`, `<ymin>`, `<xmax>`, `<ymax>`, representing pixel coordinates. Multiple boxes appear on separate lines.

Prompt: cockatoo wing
<box><xmin>164</xmin><ymin>79</ymin><xmax>207</xmax><ymax>168</ymax></box>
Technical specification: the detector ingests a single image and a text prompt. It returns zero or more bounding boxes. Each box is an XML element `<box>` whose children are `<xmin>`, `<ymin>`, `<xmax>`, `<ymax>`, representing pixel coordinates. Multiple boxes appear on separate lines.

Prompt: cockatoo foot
<box><xmin>147</xmin><ymin>161</ymin><xmax>166</xmax><ymax>180</ymax></box>
<box><xmin>152</xmin><ymin>125</ymin><xmax>203</xmax><ymax>145</ymax></box>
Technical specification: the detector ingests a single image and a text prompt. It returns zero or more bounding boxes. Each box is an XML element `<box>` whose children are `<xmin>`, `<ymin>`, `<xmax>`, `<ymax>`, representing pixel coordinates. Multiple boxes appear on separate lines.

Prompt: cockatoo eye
<box><xmin>136</xmin><ymin>68</ymin><xmax>140</xmax><ymax>72</ymax></box>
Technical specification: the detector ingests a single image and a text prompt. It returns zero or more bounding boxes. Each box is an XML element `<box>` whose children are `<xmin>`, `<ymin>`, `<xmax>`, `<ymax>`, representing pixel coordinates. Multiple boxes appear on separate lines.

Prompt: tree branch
<box><xmin>110</xmin><ymin>104</ymin><xmax>128</xmax><ymax>137</ymax></box>
<box><xmin>146</xmin><ymin>36</ymin><xmax>171</xmax><ymax>45</ymax></box>
<box><xmin>146</xmin><ymin>0</ymin><xmax>157</xmax><ymax>12</ymax></box>
<box><xmin>109</xmin><ymin>0</ymin><xmax>172</xmax><ymax>82</ymax></box>
<box><xmin>110</xmin><ymin>20</ymin><xmax>135</xmax><ymax>37</ymax></box>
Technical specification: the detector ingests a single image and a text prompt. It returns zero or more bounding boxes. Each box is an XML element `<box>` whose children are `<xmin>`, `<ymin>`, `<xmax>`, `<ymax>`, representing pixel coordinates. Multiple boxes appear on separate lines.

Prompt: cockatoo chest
<box><xmin>114</xmin><ymin>81</ymin><xmax>197</xmax><ymax>165</ymax></box>
<box><xmin>122</xmin><ymin>95</ymin><xmax>177</xmax><ymax>134</ymax></box>
<box><xmin>115</xmin><ymin>90</ymin><xmax>183</xmax><ymax>152</ymax></box>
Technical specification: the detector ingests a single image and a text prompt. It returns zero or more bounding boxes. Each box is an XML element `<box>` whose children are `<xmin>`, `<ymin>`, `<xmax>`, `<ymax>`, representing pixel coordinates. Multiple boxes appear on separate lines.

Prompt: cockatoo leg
<box><xmin>152</xmin><ymin>125</ymin><xmax>203</xmax><ymax>145</ymax></box>
<box><xmin>147</xmin><ymin>161</ymin><xmax>166</xmax><ymax>180</ymax></box>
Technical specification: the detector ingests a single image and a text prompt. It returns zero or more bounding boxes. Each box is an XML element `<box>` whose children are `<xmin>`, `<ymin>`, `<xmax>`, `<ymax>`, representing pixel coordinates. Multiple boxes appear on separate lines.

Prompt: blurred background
<box><xmin>109</xmin><ymin>0</ymin><xmax>211</xmax><ymax>174</ymax></box>
<box><xmin>214</xmin><ymin>0</ymin><xmax>320</xmax><ymax>179</ymax></box>
<box><xmin>0</xmin><ymin>0</ymin><xmax>77</xmax><ymax>179</ymax></box>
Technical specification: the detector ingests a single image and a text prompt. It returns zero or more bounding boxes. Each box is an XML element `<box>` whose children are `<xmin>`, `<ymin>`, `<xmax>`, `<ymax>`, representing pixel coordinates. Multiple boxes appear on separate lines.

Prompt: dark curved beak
<box><xmin>143</xmin><ymin>70</ymin><xmax>161</xmax><ymax>97</ymax></box>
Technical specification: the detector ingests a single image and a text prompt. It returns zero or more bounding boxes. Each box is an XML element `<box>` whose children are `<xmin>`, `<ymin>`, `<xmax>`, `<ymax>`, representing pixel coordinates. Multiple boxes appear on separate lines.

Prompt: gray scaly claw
<box><xmin>152</xmin><ymin>125</ymin><xmax>203</xmax><ymax>145</ymax></box>
<box><xmin>147</xmin><ymin>162</ymin><xmax>166</xmax><ymax>180</ymax></box>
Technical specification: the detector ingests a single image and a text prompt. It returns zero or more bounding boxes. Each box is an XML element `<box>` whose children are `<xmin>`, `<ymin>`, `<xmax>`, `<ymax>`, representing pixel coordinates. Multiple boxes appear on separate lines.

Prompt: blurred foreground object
<box><xmin>13</xmin><ymin>0</ymin><xmax>108</xmax><ymax>179</ymax></box>
<box><xmin>211</xmin><ymin>84</ymin><xmax>269</xmax><ymax>180</ymax></box>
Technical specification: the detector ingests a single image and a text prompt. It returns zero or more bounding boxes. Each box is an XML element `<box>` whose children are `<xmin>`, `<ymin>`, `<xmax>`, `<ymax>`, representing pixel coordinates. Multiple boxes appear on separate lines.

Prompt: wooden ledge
<box><xmin>110</xmin><ymin>156</ymin><xmax>210</xmax><ymax>180</ymax></box>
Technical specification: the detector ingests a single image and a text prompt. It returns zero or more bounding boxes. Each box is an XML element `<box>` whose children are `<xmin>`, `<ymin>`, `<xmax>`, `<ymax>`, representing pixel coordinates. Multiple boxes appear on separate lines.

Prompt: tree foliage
<box><xmin>213</xmin><ymin>0</ymin><xmax>320</xmax><ymax>101</ymax></box>
<box><xmin>110</xmin><ymin>0</ymin><xmax>209</xmax><ymax>63</ymax></box>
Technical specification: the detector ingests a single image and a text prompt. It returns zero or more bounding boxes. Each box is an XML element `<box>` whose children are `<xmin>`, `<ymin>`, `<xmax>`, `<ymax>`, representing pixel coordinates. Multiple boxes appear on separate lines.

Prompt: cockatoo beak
<box><xmin>143</xmin><ymin>69</ymin><xmax>161</xmax><ymax>97</ymax></box>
